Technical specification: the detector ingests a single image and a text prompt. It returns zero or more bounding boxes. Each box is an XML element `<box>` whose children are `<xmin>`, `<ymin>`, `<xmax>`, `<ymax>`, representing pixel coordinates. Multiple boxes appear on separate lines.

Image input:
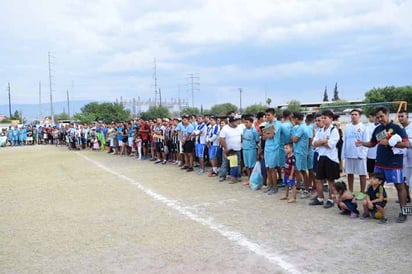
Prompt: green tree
<box><xmin>244</xmin><ymin>104</ymin><xmax>267</xmax><ymax>115</ymax></box>
<box><xmin>266</xmin><ymin>98</ymin><xmax>272</xmax><ymax>106</ymax></box>
<box><xmin>364</xmin><ymin>86</ymin><xmax>412</xmax><ymax>113</ymax></box>
<box><xmin>332</xmin><ymin>82</ymin><xmax>340</xmax><ymax>101</ymax></box>
<box><xmin>209</xmin><ymin>103</ymin><xmax>238</xmax><ymax>116</ymax></box>
<box><xmin>55</xmin><ymin>112</ymin><xmax>70</xmax><ymax>121</ymax></box>
<box><xmin>286</xmin><ymin>100</ymin><xmax>301</xmax><ymax>112</ymax></box>
<box><xmin>180</xmin><ymin>107</ymin><xmax>200</xmax><ymax>116</ymax></box>
<box><xmin>73</xmin><ymin>102</ymin><xmax>131</xmax><ymax>123</ymax></box>
<box><xmin>140</xmin><ymin>105</ymin><xmax>171</xmax><ymax>120</ymax></box>
<box><xmin>323</xmin><ymin>86</ymin><xmax>329</xmax><ymax>102</ymax></box>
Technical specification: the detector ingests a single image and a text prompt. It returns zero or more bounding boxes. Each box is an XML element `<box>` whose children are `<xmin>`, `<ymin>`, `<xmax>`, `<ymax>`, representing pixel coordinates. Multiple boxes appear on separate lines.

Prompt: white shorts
<box><xmin>344</xmin><ymin>158</ymin><xmax>367</xmax><ymax>175</ymax></box>
<box><xmin>128</xmin><ymin>138</ymin><xmax>133</xmax><ymax>147</ymax></box>
<box><xmin>118</xmin><ymin>140</ymin><xmax>123</xmax><ymax>146</ymax></box>
<box><xmin>403</xmin><ymin>166</ymin><xmax>412</xmax><ymax>186</ymax></box>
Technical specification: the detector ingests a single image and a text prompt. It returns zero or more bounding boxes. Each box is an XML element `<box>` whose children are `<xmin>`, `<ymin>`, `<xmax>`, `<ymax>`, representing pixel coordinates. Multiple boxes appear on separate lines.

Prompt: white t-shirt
<box><xmin>366</xmin><ymin>122</ymin><xmax>379</xmax><ymax>159</ymax></box>
<box><xmin>403</xmin><ymin>122</ymin><xmax>412</xmax><ymax>167</ymax></box>
<box><xmin>219</xmin><ymin>124</ymin><xmax>242</xmax><ymax>151</ymax></box>
<box><xmin>342</xmin><ymin>122</ymin><xmax>368</xmax><ymax>159</ymax></box>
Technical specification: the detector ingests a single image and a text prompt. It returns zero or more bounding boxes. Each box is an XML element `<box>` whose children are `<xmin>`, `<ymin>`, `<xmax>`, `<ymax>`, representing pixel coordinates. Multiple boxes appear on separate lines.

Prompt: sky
<box><xmin>1</xmin><ymin>0</ymin><xmax>411</xmax><ymax>112</ymax></box>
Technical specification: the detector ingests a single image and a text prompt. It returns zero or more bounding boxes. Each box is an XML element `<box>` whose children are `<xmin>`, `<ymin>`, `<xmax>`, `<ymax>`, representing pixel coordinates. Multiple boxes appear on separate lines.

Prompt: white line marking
<box><xmin>79</xmin><ymin>154</ymin><xmax>299</xmax><ymax>274</ymax></box>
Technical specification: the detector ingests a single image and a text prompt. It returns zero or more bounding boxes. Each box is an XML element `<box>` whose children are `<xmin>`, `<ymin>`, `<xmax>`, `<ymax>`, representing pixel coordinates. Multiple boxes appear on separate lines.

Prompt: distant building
<box><xmin>0</xmin><ymin>114</ymin><xmax>6</xmax><ymax>122</ymax></box>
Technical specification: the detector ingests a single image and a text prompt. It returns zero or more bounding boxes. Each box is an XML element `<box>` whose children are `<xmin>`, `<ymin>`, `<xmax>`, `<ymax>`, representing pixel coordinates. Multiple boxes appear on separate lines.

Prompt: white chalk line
<box><xmin>79</xmin><ymin>153</ymin><xmax>300</xmax><ymax>274</ymax></box>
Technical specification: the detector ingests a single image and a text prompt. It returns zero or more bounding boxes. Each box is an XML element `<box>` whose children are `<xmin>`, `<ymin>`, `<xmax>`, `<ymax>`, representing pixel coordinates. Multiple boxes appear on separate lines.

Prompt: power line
<box><xmin>187</xmin><ymin>73</ymin><xmax>199</xmax><ymax>108</ymax></box>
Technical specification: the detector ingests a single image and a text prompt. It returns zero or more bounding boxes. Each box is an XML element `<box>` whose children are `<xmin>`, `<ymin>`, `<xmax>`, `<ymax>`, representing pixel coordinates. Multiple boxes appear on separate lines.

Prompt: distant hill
<box><xmin>0</xmin><ymin>100</ymin><xmax>94</xmax><ymax>121</ymax></box>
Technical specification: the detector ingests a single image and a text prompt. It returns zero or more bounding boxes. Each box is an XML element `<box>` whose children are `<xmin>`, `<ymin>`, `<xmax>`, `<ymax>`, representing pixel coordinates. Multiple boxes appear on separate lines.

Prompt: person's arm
<box><xmin>220</xmin><ymin>137</ymin><xmax>228</xmax><ymax>156</ymax></box>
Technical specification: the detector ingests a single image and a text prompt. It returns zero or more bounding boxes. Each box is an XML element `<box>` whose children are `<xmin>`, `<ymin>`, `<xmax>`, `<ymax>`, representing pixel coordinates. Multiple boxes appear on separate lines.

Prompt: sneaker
<box><xmin>208</xmin><ymin>172</ymin><xmax>217</xmax><ymax>177</ymax></box>
<box><xmin>300</xmin><ymin>191</ymin><xmax>310</xmax><ymax>199</ymax></box>
<box><xmin>180</xmin><ymin>166</ymin><xmax>188</xmax><ymax>170</ymax></box>
<box><xmin>360</xmin><ymin>212</ymin><xmax>370</xmax><ymax>219</ymax></box>
<box><xmin>186</xmin><ymin>167</ymin><xmax>194</xmax><ymax>172</ymax></box>
<box><xmin>310</xmin><ymin>195</ymin><xmax>318</xmax><ymax>201</ymax></box>
<box><xmin>309</xmin><ymin>199</ymin><xmax>324</xmax><ymax>206</ymax></box>
<box><xmin>162</xmin><ymin>160</ymin><xmax>167</xmax><ymax>165</ymax></box>
<box><xmin>349</xmin><ymin>212</ymin><xmax>358</xmax><ymax>219</ymax></box>
<box><xmin>150</xmin><ymin>158</ymin><xmax>156</xmax><ymax>161</ymax></box>
<box><xmin>267</xmin><ymin>188</ymin><xmax>278</xmax><ymax>195</ymax></box>
<box><xmin>219</xmin><ymin>177</ymin><xmax>226</xmax><ymax>182</ymax></box>
<box><xmin>378</xmin><ymin>217</ymin><xmax>388</xmax><ymax>224</ymax></box>
<box><xmin>263</xmin><ymin>186</ymin><xmax>273</xmax><ymax>193</ymax></box>
<box><xmin>154</xmin><ymin>159</ymin><xmax>162</xmax><ymax>164</ymax></box>
<box><xmin>197</xmin><ymin>169</ymin><xmax>204</xmax><ymax>175</ymax></box>
<box><xmin>396</xmin><ymin>213</ymin><xmax>407</xmax><ymax>223</ymax></box>
<box><xmin>323</xmin><ymin>200</ymin><xmax>334</xmax><ymax>209</ymax></box>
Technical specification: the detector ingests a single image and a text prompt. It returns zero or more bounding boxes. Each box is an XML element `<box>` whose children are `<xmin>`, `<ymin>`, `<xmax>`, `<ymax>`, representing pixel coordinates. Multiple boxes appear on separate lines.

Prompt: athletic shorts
<box><xmin>367</xmin><ymin>158</ymin><xmax>376</xmax><ymax>174</ymax></box>
<box><xmin>264</xmin><ymin>148</ymin><xmax>281</xmax><ymax>168</ymax></box>
<box><xmin>307</xmin><ymin>150</ymin><xmax>314</xmax><ymax>170</ymax></box>
<box><xmin>374</xmin><ymin>167</ymin><xmax>403</xmax><ymax>184</ymax></box>
<box><xmin>315</xmin><ymin>156</ymin><xmax>340</xmax><ymax>181</ymax></box>
<box><xmin>156</xmin><ymin>142</ymin><xmax>164</xmax><ymax>153</ymax></box>
<box><xmin>183</xmin><ymin>140</ymin><xmax>194</xmax><ymax>153</ymax></box>
<box><xmin>295</xmin><ymin>153</ymin><xmax>308</xmax><ymax>171</ymax></box>
<box><xmin>230</xmin><ymin>166</ymin><xmax>240</xmax><ymax>178</ymax></box>
<box><xmin>313</xmin><ymin>151</ymin><xmax>319</xmax><ymax>173</ymax></box>
<box><xmin>118</xmin><ymin>140</ymin><xmax>123</xmax><ymax>147</ymax></box>
<box><xmin>340</xmin><ymin>199</ymin><xmax>358</xmax><ymax>213</ymax></box>
<box><xmin>345</xmin><ymin>158</ymin><xmax>367</xmax><ymax>175</ymax></box>
<box><xmin>242</xmin><ymin>149</ymin><xmax>257</xmax><ymax>168</ymax></box>
<box><xmin>283</xmin><ymin>177</ymin><xmax>296</xmax><ymax>187</ymax></box>
<box><xmin>128</xmin><ymin>138</ymin><xmax>133</xmax><ymax>147</ymax></box>
<box><xmin>208</xmin><ymin>145</ymin><xmax>218</xmax><ymax>160</ymax></box>
<box><xmin>195</xmin><ymin>143</ymin><xmax>206</xmax><ymax>158</ymax></box>
<box><xmin>279</xmin><ymin>148</ymin><xmax>286</xmax><ymax>167</ymax></box>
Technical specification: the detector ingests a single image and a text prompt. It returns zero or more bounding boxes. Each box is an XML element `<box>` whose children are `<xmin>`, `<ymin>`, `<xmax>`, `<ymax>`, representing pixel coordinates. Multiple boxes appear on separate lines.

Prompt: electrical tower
<box><xmin>48</xmin><ymin>51</ymin><xmax>56</xmax><ymax>124</ymax></box>
<box><xmin>187</xmin><ymin>73</ymin><xmax>200</xmax><ymax>108</ymax></box>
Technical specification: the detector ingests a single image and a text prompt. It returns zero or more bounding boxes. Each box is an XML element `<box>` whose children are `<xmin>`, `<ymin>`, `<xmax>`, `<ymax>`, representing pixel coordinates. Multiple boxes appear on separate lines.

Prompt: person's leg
<box><xmin>395</xmin><ymin>183</ymin><xmax>407</xmax><ymax>209</ymax></box>
<box><xmin>347</xmin><ymin>173</ymin><xmax>354</xmax><ymax>192</ymax></box>
<box><xmin>359</xmin><ymin>175</ymin><xmax>367</xmax><ymax>193</ymax></box>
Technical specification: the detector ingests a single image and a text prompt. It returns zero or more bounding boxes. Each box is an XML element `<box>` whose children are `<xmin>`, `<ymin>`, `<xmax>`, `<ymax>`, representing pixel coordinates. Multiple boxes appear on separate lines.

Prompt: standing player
<box><xmin>398</xmin><ymin>110</ymin><xmax>412</xmax><ymax>203</ymax></box>
<box><xmin>357</xmin><ymin>106</ymin><xmax>410</xmax><ymax>222</ymax></box>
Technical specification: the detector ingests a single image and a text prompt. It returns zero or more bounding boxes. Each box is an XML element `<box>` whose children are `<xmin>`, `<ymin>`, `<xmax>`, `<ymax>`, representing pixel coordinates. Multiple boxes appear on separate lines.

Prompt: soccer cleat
<box><xmin>396</xmin><ymin>213</ymin><xmax>407</xmax><ymax>223</ymax></box>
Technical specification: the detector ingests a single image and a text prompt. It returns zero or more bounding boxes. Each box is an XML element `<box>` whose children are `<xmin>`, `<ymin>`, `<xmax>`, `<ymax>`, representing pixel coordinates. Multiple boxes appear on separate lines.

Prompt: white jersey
<box><xmin>403</xmin><ymin>122</ymin><xmax>412</xmax><ymax>167</ymax></box>
<box><xmin>366</xmin><ymin>122</ymin><xmax>379</xmax><ymax>159</ymax></box>
<box><xmin>207</xmin><ymin>124</ymin><xmax>220</xmax><ymax>146</ymax></box>
<box><xmin>342</xmin><ymin>122</ymin><xmax>368</xmax><ymax>159</ymax></box>
<box><xmin>312</xmin><ymin>125</ymin><xmax>339</xmax><ymax>163</ymax></box>
<box><xmin>194</xmin><ymin>123</ymin><xmax>207</xmax><ymax>144</ymax></box>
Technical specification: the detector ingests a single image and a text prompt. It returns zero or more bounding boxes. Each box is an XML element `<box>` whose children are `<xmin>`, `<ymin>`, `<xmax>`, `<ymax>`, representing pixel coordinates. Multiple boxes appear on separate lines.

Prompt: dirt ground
<box><xmin>1</xmin><ymin>145</ymin><xmax>411</xmax><ymax>274</ymax></box>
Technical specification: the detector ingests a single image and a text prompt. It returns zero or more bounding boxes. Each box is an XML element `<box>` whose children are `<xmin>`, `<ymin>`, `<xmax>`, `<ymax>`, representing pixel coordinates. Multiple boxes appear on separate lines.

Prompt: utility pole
<box><xmin>159</xmin><ymin>88</ymin><xmax>162</xmax><ymax>107</ymax></box>
<box><xmin>153</xmin><ymin>58</ymin><xmax>158</xmax><ymax>106</ymax></box>
<box><xmin>187</xmin><ymin>73</ymin><xmax>199</xmax><ymax>108</ymax></box>
<box><xmin>67</xmin><ymin>89</ymin><xmax>70</xmax><ymax>119</ymax></box>
<box><xmin>39</xmin><ymin>81</ymin><xmax>42</xmax><ymax>121</ymax></box>
<box><xmin>239</xmin><ymin>88</ymin><xmax>243</xmax><ymax>114</ymax></box>
<box><xmin>48</xmin><ymin>51</ymin><xmax>55</xmax><ymax>124</ymax></box>
<box><xmin>8</xmin><ymin>82</ymin><xmax>12</xmax><ymax>118</ymax></box>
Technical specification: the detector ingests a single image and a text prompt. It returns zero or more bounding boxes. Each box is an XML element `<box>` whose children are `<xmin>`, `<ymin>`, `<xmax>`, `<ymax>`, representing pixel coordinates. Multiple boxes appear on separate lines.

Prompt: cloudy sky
<box><xmin>1</xmin><ymin>0</ymin><xmax>411</xmax><ymax>110</ymax></box>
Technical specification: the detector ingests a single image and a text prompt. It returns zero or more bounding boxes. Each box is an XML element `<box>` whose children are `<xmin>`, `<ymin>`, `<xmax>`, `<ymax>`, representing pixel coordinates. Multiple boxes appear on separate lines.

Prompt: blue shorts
<box><xmin>313</xmin><ymin>151</ymin><xmax>319</xmax><ymax>173</ymax></box>
<box><xmin>295</xmin><ymin>153</ymin><xmax>308</xmax><ymax>171</ymax></box>
<box><xmin>307</xmin><ymin>150</ymin><xmax>314</xmax><ymax>170</ymax></box>
<box><xmin>264</xmin><ymin>148</ymin><xmax>281</xmax><ymax>168</ymax></box>
<box><xmin>195</xmin><ymin>143</ymin><xmax>206</xmax><ymax>158</ymax></box>
<box><xmin>208</xmin><ymin>145</ymin><xmax>218</xmax><ymax>160</ymax></box>
<box><xmin>374</xmin><ymin>167</ymin><xmax>403</xmax><ymax>184</ymax></box>
<box><xmin>243</xmin><ymin>149</ymin><xmax>257</xmax><ymax>168</ymax></box>
<box><xmin>260</xmin><ymin>158</ymin><xmax>267</xmax><ymax>177</ymax></box>
<box><xmin>283</xmin><ymin>177</ymin><xmax>296</xmax><ymax>187</ymax></box>
<box><xmin>340</xmin><ymin>199</ymin><xmax>359</xmax><ymax>213</ymax></box>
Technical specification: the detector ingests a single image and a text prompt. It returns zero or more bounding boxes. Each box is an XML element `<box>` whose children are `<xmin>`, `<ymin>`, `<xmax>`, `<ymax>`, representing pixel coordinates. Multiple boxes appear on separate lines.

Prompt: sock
<box><xmin>317</xmin><ymin>198</ymin><xmax>323</xmax><ymax>202</ymax></box>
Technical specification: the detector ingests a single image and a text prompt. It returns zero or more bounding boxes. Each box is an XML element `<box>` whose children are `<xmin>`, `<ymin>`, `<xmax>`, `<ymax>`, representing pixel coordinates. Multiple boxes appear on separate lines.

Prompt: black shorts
<box><xmin>367</xmin><ymin>158</ymin><xmax>376</xmax><ymax>174</ymax></box>
<box><xmin>313</xmin><ymin>151</ymin><xmax>319</xmax><ymax>173</ymax></box>
<box><xmin>183</xmin><ymin>140</ymin><xmax>194</xmax><ymax>153</ymax></box>
<box><xmin>170</xmin><ymin>141</ymin><xmax>178</xmax><ymax>153</ymax></box>
<box><xmin>315</xmin><ymin>156</ymin><xmax>340</xmax><ymax>181</ymax></box>
<box><xmin>156</xmin><ymin>142</ymin><xmax>164</xmax><ymax>152</ymax></box>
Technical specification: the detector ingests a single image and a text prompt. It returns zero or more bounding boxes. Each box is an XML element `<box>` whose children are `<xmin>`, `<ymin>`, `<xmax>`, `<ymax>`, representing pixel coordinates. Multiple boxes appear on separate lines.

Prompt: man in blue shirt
<box><xmin>357</xmin><ymin>106</ymin><xmax>410</xmax><ymax>223</ymax></box>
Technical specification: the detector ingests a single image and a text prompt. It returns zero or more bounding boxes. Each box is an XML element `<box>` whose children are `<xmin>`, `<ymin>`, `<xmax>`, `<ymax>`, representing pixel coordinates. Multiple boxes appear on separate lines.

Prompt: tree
<box><xmin>140</xmin><ymin>105</ymin><xmax>171</xmax><ymax>120</ymax></box>
<box><xmin>286</xmin><ymin>100</ymin><xmax>301</xmax><ymax>112</ymax></box>
<box><xmin>55</xmin><ymin>112</ymin><xmax>70</xmax><ymax>121</ymax></box>
<box><xmin>332</xmin><ymin>82</ymin><xmax>340</xmax><ymax>101</ymax></box>
<box><xmin>364</xmin><ymin>86</ymin><xmax>412</xmax><ymax>113</ymax></box>
<box><xmin>323</xmin><ymin>86</ymin><xmax>329</xmax><ymax>102</ymax></box>
<box><xmin>209</xmin><ymin>103</ymin><xmax>238</xmax><ymax>116</ymax></box>
<box><xmin>244</xmin><ymin>104</ymin><xmax>267</xmax><ymax>115</ymax></box>
<box><xmin>180</xmin><ymin>107</ymin><xmax>200</xmax><ymax>116</ymax></box>
<box><xmin>266</xmin><ymin>98</ymin><xmax>272</xmax><ymax>106</ymax></box>
<box><xmin>73</xmin><ymin>102</ymin><xmax>131</xmax><ymax>123</ymax></box>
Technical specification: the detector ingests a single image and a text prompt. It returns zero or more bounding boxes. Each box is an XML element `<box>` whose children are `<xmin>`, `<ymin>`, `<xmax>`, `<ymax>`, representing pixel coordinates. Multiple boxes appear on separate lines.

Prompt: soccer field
<box><xmin>0</xmin><ymin>146</ymin><xmax>411</xmax><ymax>273</ymax></box>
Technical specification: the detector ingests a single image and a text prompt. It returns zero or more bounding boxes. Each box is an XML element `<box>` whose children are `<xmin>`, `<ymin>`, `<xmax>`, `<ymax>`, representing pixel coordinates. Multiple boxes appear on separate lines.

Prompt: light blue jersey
<box><xmin>293</xmin><ymin>124</ymin><xmax>309</xmax><ymax>156</ymax></box>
